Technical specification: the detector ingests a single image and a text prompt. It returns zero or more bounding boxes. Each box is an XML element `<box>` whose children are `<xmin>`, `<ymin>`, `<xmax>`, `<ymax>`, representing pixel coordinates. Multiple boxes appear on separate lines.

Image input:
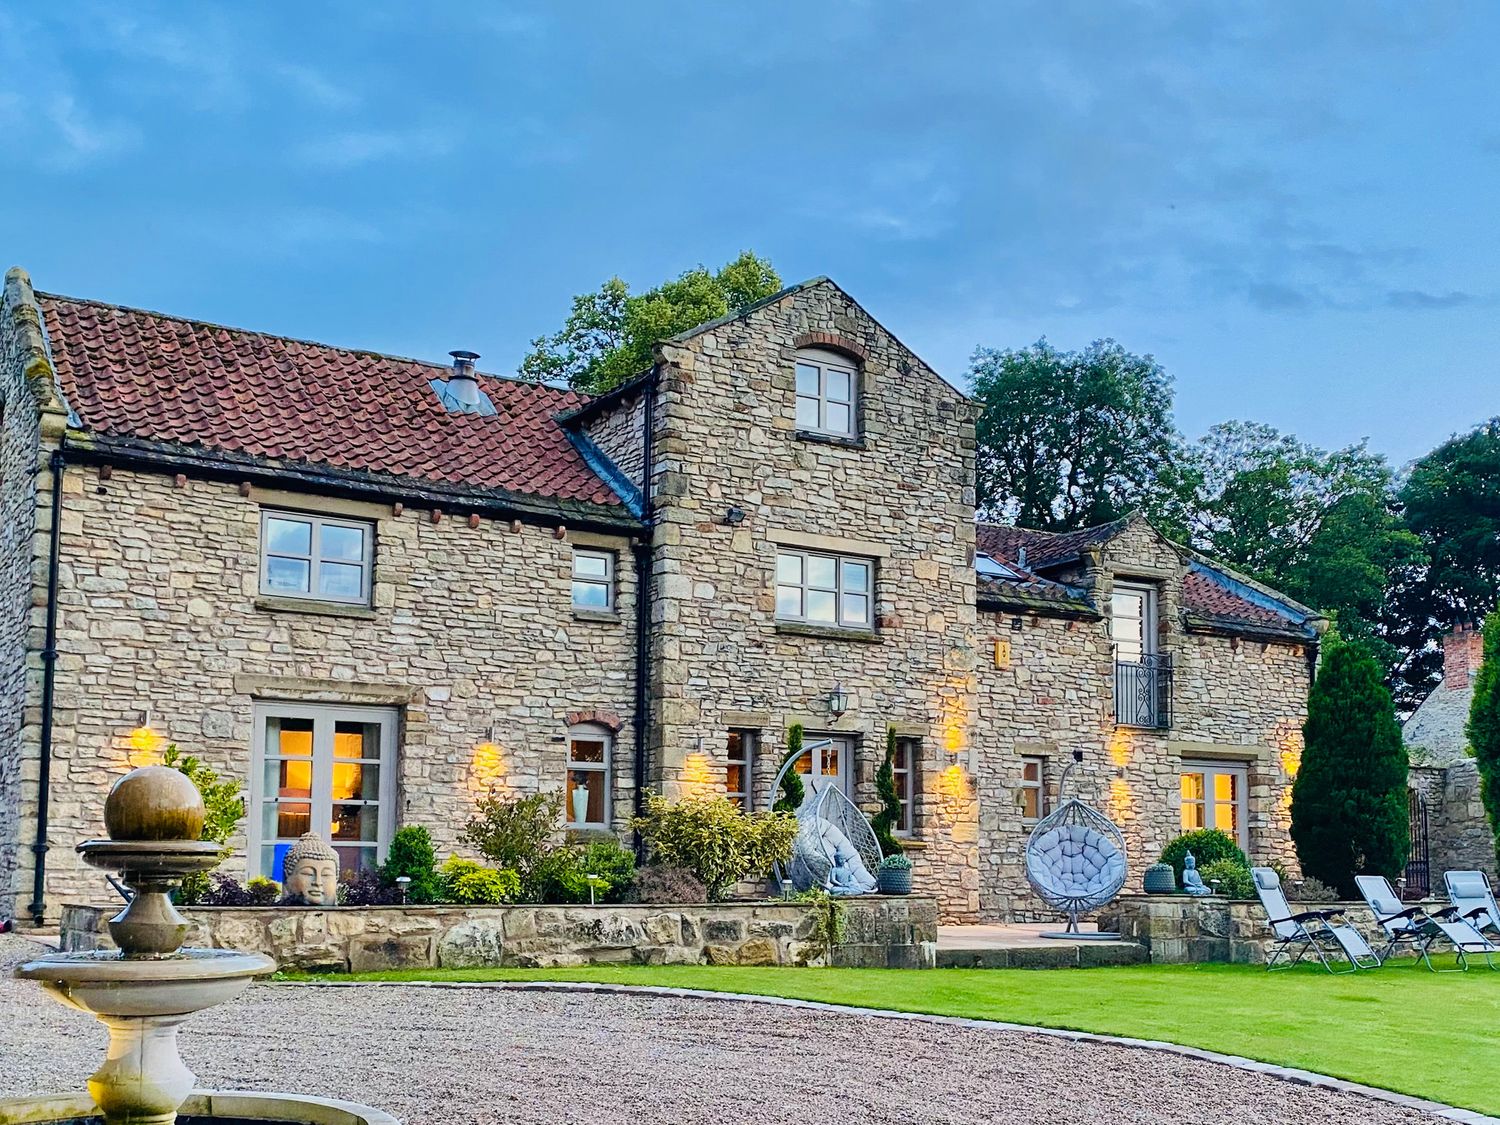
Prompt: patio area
<box><xmin>937</xmin><ymin>922</ymin><xmax>1149</xmax><ymax>968</ymax></box>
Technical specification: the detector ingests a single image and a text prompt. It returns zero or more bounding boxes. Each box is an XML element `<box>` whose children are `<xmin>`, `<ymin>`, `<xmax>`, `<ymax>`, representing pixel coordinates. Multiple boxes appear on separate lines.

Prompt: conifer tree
<box><xmin>871</xmin><ymin>726</ymin><xmax>905</xmax><ymax>856</ymax></box>
<box><xmin>1290</xmin><ymin>636</ymin><xmax>1409</xmax><ymax>897</ymax></box>
<box><xmin>1466</xmin><ymin>614</ymin><xmax>1500</xmax><ymax>867</ymax></box>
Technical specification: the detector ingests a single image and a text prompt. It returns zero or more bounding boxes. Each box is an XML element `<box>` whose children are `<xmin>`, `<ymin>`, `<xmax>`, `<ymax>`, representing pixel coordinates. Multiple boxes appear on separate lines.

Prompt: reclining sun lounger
<box><xmin>1356</xmin><ymin>874</ymin><xmax>1497</xmax><ymax>972</ymax></box>
<box><xmin>1444</xmin><ymin>870</ymin><xmax>1500</xmax><ymax>937</ymax></box>
<box><xmin>1251</xmin><ymin>867</ymin><xmax>1380</xmax><ymax>973</ymax></box>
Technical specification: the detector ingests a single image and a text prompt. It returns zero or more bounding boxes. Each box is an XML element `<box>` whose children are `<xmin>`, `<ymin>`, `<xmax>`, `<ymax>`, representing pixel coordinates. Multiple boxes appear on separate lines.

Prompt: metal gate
<box><xmin>1405</xmin><ymin>789</ymin><xmax>1431</xmax><ymax>899</ymax></box>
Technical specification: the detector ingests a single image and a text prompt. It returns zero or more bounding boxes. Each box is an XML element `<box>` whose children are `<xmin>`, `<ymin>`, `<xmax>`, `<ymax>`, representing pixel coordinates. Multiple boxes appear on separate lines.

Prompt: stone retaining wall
<box><xmin>60</xmin><ymin>895</ymin><xmax>939</xmax><ymax>971</ymax></box>
<box><xmin>1099</xmin><ymin>893</ymin><xmax>1433</xmax><ymax>963</ymax></box>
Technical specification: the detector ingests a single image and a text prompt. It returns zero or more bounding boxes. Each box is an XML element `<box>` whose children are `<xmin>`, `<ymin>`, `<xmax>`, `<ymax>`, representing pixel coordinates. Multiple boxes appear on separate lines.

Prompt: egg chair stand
<box><xmin>1025</xmin><ymin>755</ymin><xmax>1128</xmax><ymax>940</ymax></box>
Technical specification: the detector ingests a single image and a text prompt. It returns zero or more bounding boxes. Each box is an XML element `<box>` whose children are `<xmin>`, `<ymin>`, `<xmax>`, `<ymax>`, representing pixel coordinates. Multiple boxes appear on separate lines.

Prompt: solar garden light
<box><xmin>395</xmin><ymin>875</ymin><xmax>411</xmax><ymax>904</ymax></box>
<box><xmin>584</xmin><ymin>874</ymin><xmax>606</xmax><ymax>906</ymax></box>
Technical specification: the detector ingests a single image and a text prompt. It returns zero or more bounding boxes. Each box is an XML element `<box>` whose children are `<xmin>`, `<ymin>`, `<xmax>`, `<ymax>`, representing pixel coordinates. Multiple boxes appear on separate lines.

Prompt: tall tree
<box><xmin>1399</xmin><ymin>418</ymin><xmax>1500</xmax><ymax>622</ymax></box>
<box><xmin>1290</xmin><ymin>637</ymin><xmax>1409</xmax><ymax>898</ymax></box>
<box><xmin>520</xmin><ymin>252</ymin><xmax>781</xmax><ymax>393</ymax></box>
<box><xmin>969</xmin><ymin>338</ymin><xmax>1195</xmax><ymax>533</ymax></box>
<box><xmin>1467</xmin><ymin>613</ymin><xmax>1500</xmax><ymax>867</ymax></box>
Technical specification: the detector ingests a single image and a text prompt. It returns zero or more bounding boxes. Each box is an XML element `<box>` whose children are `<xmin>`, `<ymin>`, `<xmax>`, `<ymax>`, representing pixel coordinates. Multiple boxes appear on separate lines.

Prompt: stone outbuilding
<box><xmin>1</xmin><ymin>266</ymin><xmax>1321</xmax><ymax>926</ymax></box>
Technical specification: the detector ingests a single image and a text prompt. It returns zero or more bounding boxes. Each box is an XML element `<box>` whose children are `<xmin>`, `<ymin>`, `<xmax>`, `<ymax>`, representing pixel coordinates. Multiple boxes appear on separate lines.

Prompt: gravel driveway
<box><xmin>0</xmin><ymin>936</ymin><xmax>1447</xmax><ymax>1125</ymax></box>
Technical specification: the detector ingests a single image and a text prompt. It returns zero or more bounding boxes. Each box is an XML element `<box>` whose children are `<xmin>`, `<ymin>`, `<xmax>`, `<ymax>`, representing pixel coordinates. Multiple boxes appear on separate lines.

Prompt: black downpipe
<box><xmin>631</xmin><ymin>372</ymin><xmax>658</xmax><ymax>839</ymax></box>
<box><xmin>28</xmin><ymin>448</ymin><xmax>64</xmax><ymax>926</ymax></box>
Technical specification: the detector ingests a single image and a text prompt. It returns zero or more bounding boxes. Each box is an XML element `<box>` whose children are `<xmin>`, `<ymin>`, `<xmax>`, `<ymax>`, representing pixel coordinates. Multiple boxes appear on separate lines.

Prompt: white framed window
<box><xmin>775</xmin><ymin>549</ymin><xmax>873</xmax><ymax>629</ymax></box>
<box><xmin>566</xmin><ymin>723</ymin><xmax>612</xmax><ymax>828</ymax></box>
<box><xmin>794</xmin><ymin>347</ymin><xmax>858</xmax><ymax>437</ymax></box>
<box><xmin>1180</xmin><ymin>760</ymin><xmax>1248</xmax><ymax>848</ymax></box>
<box><xmin>260</xmin><ymin>510</ymin><xmax>373</xmax><ymax>604</ymax></box>
<box><xmin>1110</xmin><ymin>581</ymin><xmax>1158</xmax><ymax>662</ymax></box>
<box><xmin>248</xmin><ymin>702</ymin><xmax>397</xmax><ymax>881</ymax></box>
<box><xmin>1020</xmin><ymin>755</ymin><xmax>1046</xmax><ymax>824</ymax></box>
<box><xmin>726</xmin><ymin>729</ymin><xmax>756</xmax><ymax>809</ymax></box>
<box><xmin>893</xmin><ymin>737</ymin><xmax>918</xmax><ymax>836</ymax></box>
<box><xmin>572</xmin><ymin>549</ymin><xmax>615</xmax><ymax>611</ymax></box>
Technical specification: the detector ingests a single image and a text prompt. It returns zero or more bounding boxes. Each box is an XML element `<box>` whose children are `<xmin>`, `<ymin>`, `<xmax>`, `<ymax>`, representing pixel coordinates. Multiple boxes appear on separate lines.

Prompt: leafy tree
<box><xmin>520</xmin><ymin>251</ymin><xmax>782</xmax><ymax>393</ymax></box>
<box><xmin>870</xmin><ymin>726</ymin><xmax>905</xmax><ymax>857</ymax></box>
<box><xmin>1467</xmin><ymin>614</ymin><xmax>1500</xmax><ymax>867</ymax></box>
<box><xmin>1290</xmin><ymin>638</ymin><xmax>1409</xmax><ymax>897</ymax></box>
<box><xmin>969</xmin><ymin>338</ymin><xmax>1196</xmax><ymax>533</ymax></box>
<box><xmin>161</xmin><ymin>744</ymin><xmax>245</xmax><ymax>904</ymax></box>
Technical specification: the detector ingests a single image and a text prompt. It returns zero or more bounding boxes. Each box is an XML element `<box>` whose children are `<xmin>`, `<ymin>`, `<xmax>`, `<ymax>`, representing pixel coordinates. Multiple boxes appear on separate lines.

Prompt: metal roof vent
<box><xmin>431</xmin><ymin>349</ymin><xmax>497</xmax><ymax>415</ymax></box>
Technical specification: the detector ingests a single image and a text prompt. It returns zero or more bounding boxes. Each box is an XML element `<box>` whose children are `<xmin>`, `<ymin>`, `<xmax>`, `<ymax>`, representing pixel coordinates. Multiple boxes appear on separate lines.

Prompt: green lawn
<box><xmin>284</xmin><ymin>960</ymin><xmax>1500</xmax><ymax>1115</ymax></box>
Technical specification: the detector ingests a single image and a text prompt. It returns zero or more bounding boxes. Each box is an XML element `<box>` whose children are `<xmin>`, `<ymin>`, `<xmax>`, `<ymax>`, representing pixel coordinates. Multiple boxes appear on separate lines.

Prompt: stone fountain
<box><xmin>3</xmin><ymin>765</ymin><xmax>395</xmax><ymax>1125</ymax></box>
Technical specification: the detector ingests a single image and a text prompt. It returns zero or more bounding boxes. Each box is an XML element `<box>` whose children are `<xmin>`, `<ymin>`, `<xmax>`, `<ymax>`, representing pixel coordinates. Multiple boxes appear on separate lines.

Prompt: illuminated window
<box><xmin>893</xmin><ymin>737</ymin><xmax>918</xmax><ymax>835</ymax></box>
<box><xmin>1180</xmin><ymin>760</ymin><xmax>1247</xmax><ymax>847</ymax></box>
<box><xmin>572</xmin><ymin>549</ymin><xmax>615</xmax><ymax>611</ymax></box>
<box><xmin>775</xmin><ymin>549</ymin><xmax>873</xmax><ymax>629</ymax></box>
<box><xmin>1020</xmin><ymin>756</ymin><xmax>1046</xmax><ymax>823</ymax></box>
<box><xmin>260</xmin><ymin>511</ymin><xmax>373</xmax><ymax>604</ymax></box>
<box><xmin>793</xmin><ymin>347</ymin><xmax>858</xmax><ymax>437</ymax></box>
<box><xmin>726</xmin><ymin>729</ymin><xmax>756</xmax><ymax>809</ymax></box>
<box><xmin>249</xmin><ymin>703</ymin><xmax>396</xmax><ymax>880</ymax></box>
<box><xmin>567</xmin><ymin>724</ymin><xmax>612</xmax><ymax>828</ymax></box>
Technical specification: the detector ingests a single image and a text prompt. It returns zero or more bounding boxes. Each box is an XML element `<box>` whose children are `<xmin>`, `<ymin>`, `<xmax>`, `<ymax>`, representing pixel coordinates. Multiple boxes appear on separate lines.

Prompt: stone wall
<box><xmin>640</xmin><ymin>280</ymin><xmax>983</xmax><ymax>920</ymax></box>
<box><xmin>1414</xmin><ymin>761</ymin><xmax>1498</xmax><ymax>882</ymax></box>
<box><xmin>976</xmin><ymin>517</ymin><xmax>1309</xmax><ymax>922</ymax></box>
<box><xmin>1101</xmin><ymin>893</ymin><xmax>1435</xmax><ymax>964</ymax></box>
<box><xmin>16</xmin><ymin>465</ymin><xmax>640</xmax><ymax>909</ymax></box>
<box><xmin>59</xmin><ymin>895</ymin><xmax>939</xmax><ymax>970</ymax></box>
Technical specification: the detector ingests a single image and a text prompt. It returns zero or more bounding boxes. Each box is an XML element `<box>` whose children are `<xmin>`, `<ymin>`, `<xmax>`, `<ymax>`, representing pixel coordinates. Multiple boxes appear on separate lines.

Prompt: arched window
<box><xmin>566</xmin><ymin>722</ymin><xmax>612</xmax><ymax>828</ymax></box>
<box><xmin>794</xmin><ymin>347</ymin><xmax>858</xmax><ymax>438</ymax></box>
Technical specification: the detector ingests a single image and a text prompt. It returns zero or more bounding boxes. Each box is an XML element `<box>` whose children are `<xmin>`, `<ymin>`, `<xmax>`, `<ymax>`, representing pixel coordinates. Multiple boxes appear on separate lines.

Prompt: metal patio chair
<box><xmin>1443</xmin><ymin>870</ymin><xmax>1500</xmax><ymax>937</ymax></box>
<box><xmin>1356</xmin><ymin>874</ymin><xmax>1497</xmax><ymax>972</ymax></box>
<box><xmin>1251</xmin><ymin>866</ymin><xmax>1380</xmax><ymax>973</ymax></box>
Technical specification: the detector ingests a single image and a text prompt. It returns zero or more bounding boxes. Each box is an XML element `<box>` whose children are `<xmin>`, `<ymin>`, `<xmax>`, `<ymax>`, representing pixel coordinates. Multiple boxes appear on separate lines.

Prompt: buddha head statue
<box><xmin>280</xmin><ymin>831</ymin><xmax>339</xmax><ymax>905</ymax></box>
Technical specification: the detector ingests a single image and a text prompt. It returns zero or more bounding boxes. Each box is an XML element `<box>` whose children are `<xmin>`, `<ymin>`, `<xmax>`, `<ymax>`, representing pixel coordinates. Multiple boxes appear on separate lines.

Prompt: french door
<box><xmin>794</xmin><ymin>733</ymin><xmax>855</xmax><ymax>798</ymax></box>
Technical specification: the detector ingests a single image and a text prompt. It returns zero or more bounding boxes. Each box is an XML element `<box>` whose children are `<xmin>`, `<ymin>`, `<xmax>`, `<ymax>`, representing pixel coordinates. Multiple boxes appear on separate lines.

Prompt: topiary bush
<box><xmin>632</xmin><ymin>793</ymin><xmax>797</xmax><ymax>900</ymax></box>
<box><xmin>622</xmin><ymin>865</ymin><xmax>708</xmax><ymax>904</ymax></box>
<box><xmin>1198</xmin><ymin>859</ymin><xmax>1256</xmax><ymax>899</ymax></box>
<box><xmin>1159</xmin><ymin>829</ymin><xmax>1247</xmax><ymax>887</ymax></box>
<box><xmin>379</xmin><ymin>825</ymin><xmax>441</xmax><ymax>904</ymax></box>
<box><xmin>439</xmin><ymin>857</ymin><xmax>520</xmax><ymax>905</ymax></box>
<box><xmin>774</xmin><ymin>724</ymin><xmax>806</xmax><ymax>813</ymax></box>
<box><xmin>870</xmin><ymin>726</ymin><xmax>905</xmax><ymax>857</ymax></box>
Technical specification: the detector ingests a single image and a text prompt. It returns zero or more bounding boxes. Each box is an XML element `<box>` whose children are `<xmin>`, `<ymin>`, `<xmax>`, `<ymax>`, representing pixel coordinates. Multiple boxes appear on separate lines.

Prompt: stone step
<box><xmin>937</xmin><ymin>940</ymin><xmax>1149</xmax><ymax>969</ymax></box>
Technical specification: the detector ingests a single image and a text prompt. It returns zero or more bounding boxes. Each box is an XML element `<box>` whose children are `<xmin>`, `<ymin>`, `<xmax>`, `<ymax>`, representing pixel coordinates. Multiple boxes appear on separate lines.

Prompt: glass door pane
<box><xmin>1212</xmin><ymin>771</ymin><xmax>1240</xmax><ymax>839</ymax></box>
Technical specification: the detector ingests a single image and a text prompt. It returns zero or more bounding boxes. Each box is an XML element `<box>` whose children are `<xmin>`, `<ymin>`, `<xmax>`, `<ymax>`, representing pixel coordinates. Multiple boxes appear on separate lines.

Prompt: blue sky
<box><xmin>3</xmin><ymin>3</ymin><xmax>1496</xmax><ymax>466</ymax></box>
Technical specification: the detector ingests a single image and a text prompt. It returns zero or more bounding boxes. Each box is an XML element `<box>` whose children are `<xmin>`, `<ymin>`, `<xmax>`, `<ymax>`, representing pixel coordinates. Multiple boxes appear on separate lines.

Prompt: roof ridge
<box><xmin>36</xmin><ymin>290</ymin><xmax>580</xmax><ymax>397</ymax></box>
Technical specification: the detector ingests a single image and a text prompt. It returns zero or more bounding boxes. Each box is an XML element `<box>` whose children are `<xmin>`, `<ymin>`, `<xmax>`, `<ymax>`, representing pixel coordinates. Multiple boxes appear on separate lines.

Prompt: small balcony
<box><xmin>1114</xmin><ymin>653</ymin><xmax>1173</xmax><ymax>729</ymax></box>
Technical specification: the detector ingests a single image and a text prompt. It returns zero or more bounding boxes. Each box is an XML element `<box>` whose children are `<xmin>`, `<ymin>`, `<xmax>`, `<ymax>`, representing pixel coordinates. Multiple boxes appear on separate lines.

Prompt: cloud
<box><xmin>1385</xmin><ymin>289</ymin><xmax>1476</xmax><ymax>310</ymax></box>
<box><xmin>294</xmin><ymin>128</ymin><xmax>457</xmax><ymax>169</ymax></box>
<box><xmin>273</xmin><ymin>64</ymin><xmax>359</xmax><ymax>111</ymax></box>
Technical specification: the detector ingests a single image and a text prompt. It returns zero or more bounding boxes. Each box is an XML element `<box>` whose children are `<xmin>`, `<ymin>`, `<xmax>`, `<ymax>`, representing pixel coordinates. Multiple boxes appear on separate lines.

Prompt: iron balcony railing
<box><xmin>1114</xmin><ymin>653</ymin><xmax>1173</xmax><ymax>729</ymax></box>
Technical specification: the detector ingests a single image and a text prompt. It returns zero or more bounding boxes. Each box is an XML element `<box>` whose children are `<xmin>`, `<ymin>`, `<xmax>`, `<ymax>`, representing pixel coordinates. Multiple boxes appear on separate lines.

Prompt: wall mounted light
<box><xmin>826</xmin><ymin>682</ymin><xmax>849</xmax><ymax>719</ymax></box>
<box><xmin>724</xmin><ymin>506</ymin><xmax>746</xmax><ymax>526</ymax></box>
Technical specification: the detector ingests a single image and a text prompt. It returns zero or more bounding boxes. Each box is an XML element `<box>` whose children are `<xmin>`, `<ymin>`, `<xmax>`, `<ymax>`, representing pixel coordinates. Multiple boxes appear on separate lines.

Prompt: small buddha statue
<box><xmin>1181</xmin><ymin>850</ymin><xmax>1213</xmax><ymax>897</ymax></box>
<box><xmin>280</xmin><ymin>832</ymin><xmax>339</xmax><ymax>906</ymax></box>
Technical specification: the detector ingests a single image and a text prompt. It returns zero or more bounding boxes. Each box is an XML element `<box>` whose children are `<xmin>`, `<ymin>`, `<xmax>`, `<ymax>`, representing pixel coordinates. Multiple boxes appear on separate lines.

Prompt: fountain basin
<box><xmin>16</xmin><ymin>949</ymin><xmax>275</xmax><ymax>1018</ymax></box>
<box><xmin>0</xmin><ymin>1090</ymin><xmax>398</xmax><ymax>1125</ymax></box>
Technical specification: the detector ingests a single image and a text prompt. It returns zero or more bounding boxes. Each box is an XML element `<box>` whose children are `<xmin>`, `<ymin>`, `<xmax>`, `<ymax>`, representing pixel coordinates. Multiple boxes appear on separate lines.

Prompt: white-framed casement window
<box><xmin>1180</xmin><ymin>760</ymin><xmax>1248</xmax><ymax>848</ymax></box>
<box><xmin>893</xmin><ymin>737</ymin><xmax>918</xmax><ymax>836</ymax></box>
<box><xmin>248</xmin><ymin>702</ymin><xmax>397</xmax><ymax>881</ymax></box>
<box><xmin>260</xmin><ymin>510</ymin><xmax>373</xmax><ymax>604</ymax></box>
<box><xmin>1020</xmin><ymin>755</ymin><xmax>1047</xmax><ymax>824</ymax></box>
<box><xmin>566</xmin><ymin>723</ymin><xmax>612</xmax><ymax>828</ymax></box>
<box><xmin>726</xmin><ymin>729</ymin><xmax>756</xmax><ymax>810</ymax></box>
<box><xmin>775</xmin><ymin>549</ymin><xmax>873</xmax><ymax>629</ymax></box>
<box><xmin>794</xmin><ymin>347</ymin><xmax>858</xmax><ymax>438</ymax></box>
<box><xmin>1110</xmin><ymin>581</ymin><xmax>1158</xmax><ymax>662</ymax></box>
<box><xmin>572</xmin><ymin>549</ymin><xmax>615</xmax><ymax>611</ymax></box>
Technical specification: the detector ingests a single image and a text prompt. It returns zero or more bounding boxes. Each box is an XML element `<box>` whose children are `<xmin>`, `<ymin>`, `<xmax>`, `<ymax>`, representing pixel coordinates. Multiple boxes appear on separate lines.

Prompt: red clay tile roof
<box><xmin>39</xmin><ymin>293</ymin><xmax>628</xmax><ymax>513</ymax></box>
<box><xmin>976</xmin><ymin>521</ymin><xmax>1316</xmax><ymax>637</ymax></box>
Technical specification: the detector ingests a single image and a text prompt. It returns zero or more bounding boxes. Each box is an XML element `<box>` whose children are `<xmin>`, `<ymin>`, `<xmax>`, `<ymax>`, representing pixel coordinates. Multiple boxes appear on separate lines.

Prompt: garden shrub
<box><xmin>440</xmin><ymin>857</ymin><xmax>520</xmax><ymax>905</ymax></box>
<box><xmin>1159</xmin><ymin>829</ymin><xmax>1246</xmax><ymax>886</ymax></box>
<box><xmin>632</xmin><ymin>793</ymin><xmax>797</xmax><ymax>900</ymax></box>
<box><xmin>379</xmin><ymin>825</ymin><xmax>441</xmax><ymax>903</ymax></box>
<box><xmin>246</xmin><ymin>876</ymin><xmax>281</xmax><ymax>905</ymax></box>
<box><xmin>340</xmin><ymin>867</ymin><xmax>402</xmax><ymax>906</ymax></box>
<box><xmin>1286</xmin><ymin>874</ymin><xmax>1341</xmax><ymax>902</ymax></box>
<box><xmin>461</xmin><ymin>792</ymin><xmax>564</xmax><ymax>886</ymax></box>
<box><xmin>1468</xmin><ymin>612</ymin><xmax>1500</xmax><ymax>868</ymax></box>
<box><xmin>162</xmin><ymin>744</ymin><xmax>244</xmax><ymax>904</ymax></box>
<box><xmin>870</xmin><ymin>726</ymin><xmax>905</xmax><ymax>857</ymax></box>
<box><xmin>1291</xmin><ymin>636</ymin><xmax>1409</xmax><ymax>897</ymax></box>
<box><xmin>1198</xmin><ymin>859</ymin><xmax>1256</xmax><ymax>899</ymax></box>
<box><xmin>577</xmin><ymin>836</ymin><xmax>636</xmax><ymax>901</ymax></box>
<box><xmin>774</xmin><ymin>724</ymin><xmax>806</xmax><ymax>814</ymax></box>
<box><xmin>622</xmin><ymin>865</ymin><xmax>708</xmax><ymax>904</ymax></box>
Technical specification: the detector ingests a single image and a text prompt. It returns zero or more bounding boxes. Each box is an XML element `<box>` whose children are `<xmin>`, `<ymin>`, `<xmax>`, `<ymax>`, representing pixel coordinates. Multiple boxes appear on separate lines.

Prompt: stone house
<box><xmin>0</xmin><ymin>266</ymin><xmax>1321</xmax><ymax>927</ymax></box>
<box><xmin>1403</xmin><ymin>621</ymin><xmax>1497</xmax><ymax>887</ymax></box>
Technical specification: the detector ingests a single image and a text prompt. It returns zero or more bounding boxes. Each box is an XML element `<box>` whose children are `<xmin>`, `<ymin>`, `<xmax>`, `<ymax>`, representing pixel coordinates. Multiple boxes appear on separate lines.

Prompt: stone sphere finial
<box><xmin>103</xmin><ymin>765</ymin><xmax>206</xmax><ymax>842</ymax></box>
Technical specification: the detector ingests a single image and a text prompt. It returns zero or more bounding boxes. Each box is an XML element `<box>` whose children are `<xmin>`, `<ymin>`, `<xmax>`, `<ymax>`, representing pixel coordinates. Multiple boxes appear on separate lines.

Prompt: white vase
<box><xmin>570</xmin><ymin>783</ymin><xmax>590</xmax><ymax>826</ymax></box>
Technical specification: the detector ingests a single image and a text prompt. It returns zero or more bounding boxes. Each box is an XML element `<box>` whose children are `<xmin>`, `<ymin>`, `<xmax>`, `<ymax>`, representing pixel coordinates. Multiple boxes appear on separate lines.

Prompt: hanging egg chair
<box><xmin>1024</xmin><ymin>756</ymin><xmax>1127</xmax><ymax>939</ymax></box>
<box><xmin>787</xmin><ymin>779</ymin><xmax>882</xmax><ymax>896</ymax></box>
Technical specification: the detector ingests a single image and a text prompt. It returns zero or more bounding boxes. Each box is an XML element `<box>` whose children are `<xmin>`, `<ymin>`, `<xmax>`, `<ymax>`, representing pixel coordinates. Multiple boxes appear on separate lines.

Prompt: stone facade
<box><xmin>1</xmin><ymin>272</ymin><xmax>1317</xmax><ymax>927</ymax></box>
<box><xmin>58</xmin><ymin>896</ymin><xmax>939</xmax><ymax>971</ymax></box>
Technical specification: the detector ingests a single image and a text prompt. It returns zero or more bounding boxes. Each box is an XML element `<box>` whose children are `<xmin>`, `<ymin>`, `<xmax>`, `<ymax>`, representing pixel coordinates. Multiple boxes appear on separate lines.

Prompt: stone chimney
<box><xmin>1442</xmin><ymin>622</ymin><xmax>1485</xmax><ymax>690</ymax></box>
